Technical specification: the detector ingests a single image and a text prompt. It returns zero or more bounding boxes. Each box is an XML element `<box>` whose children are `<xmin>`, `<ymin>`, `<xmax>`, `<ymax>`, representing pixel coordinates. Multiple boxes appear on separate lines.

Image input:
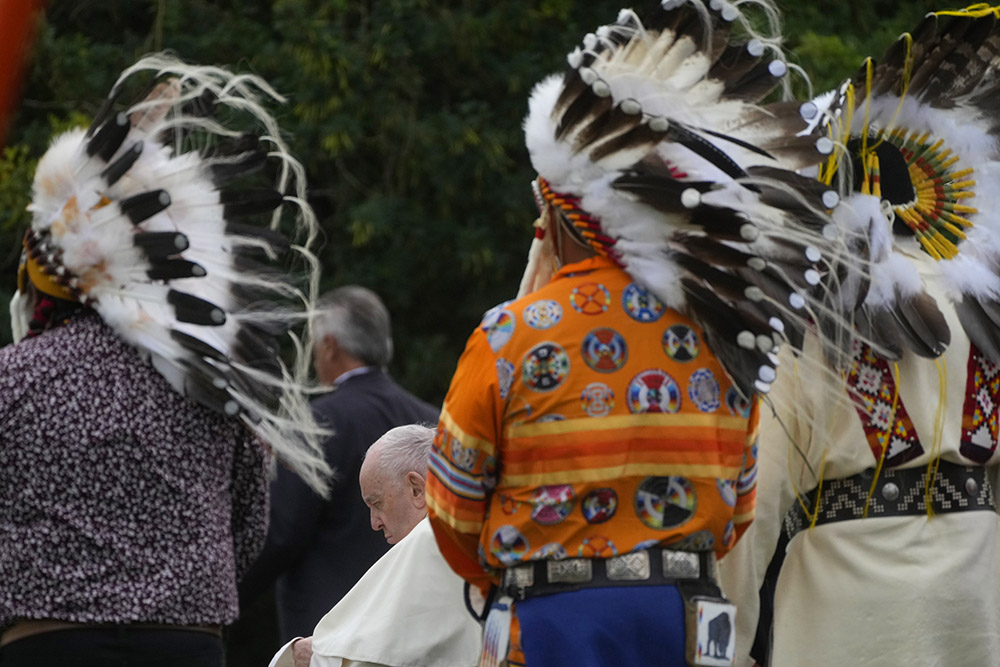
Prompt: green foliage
<box><xmin>0</xmin><ymin>0</ymin><xmax>946</xmax><ymax>403</ymax></box>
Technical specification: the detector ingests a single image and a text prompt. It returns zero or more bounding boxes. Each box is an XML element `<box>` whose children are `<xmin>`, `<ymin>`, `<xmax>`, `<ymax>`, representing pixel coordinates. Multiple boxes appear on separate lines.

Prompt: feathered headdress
<box><xmin>10</xmin><ymin>53</ymin><xmax>332</xmax><ymax>495</ymax></box>
<box><xmin>522</xmin><ymin>0</ymin><xmax>860</xmax><ymax>397</ymax></box>
<box><xmin>815</xmin><ymin>5</ymin><xmax>1000</xmax><ymax>362</ymax></box>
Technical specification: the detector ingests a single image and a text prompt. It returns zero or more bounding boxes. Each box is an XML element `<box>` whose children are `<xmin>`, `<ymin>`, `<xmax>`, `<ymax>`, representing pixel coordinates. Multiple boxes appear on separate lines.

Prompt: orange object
<box><xmin>0</xmin><ymin>0</ymin><xmax>45</xmax><ymax>147</ymax></box>
<box><xmin>427</xmin><ymin>254</ymin><xmax>760</xmax><ymax>662</ymax></box>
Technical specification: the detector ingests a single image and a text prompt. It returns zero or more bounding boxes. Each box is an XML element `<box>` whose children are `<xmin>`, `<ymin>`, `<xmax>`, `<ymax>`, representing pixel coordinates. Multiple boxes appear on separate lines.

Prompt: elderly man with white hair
<box><xmin>270</xmin><ymin>424</ymin><xmax>482</xmax><ymax>667</ymax></box>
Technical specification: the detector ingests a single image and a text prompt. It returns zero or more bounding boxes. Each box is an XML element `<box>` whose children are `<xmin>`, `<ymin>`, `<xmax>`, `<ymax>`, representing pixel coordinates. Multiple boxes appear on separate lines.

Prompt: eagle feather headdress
<box><xmin>814</xmin><ymin>5</ymin><xmax>1000</xmax><ymax>363</ymax></box>
<box><xmin>523</xmin><ymin>0</ymin><xmax>860</xmax><ymax>398</ymax></box>
<box><xmin>11</xmin><ymin>53</ymin><xmax>331</xmax><ymax>495</ymax></box>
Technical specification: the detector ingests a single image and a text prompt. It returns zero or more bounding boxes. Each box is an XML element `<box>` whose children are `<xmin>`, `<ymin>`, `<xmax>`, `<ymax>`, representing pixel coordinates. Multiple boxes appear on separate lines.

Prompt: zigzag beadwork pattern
<box><xmin>845</xmin><ymin>339</ymin><xmax>924</xmax><ymax>467</ymax></box>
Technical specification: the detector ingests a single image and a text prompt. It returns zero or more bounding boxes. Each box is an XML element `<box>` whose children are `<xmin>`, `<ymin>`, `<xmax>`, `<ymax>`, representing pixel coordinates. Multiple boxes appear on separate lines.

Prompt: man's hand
<box><xmin>292</xmin><ymin>636</ymin><xmax>314</xmax><ymax>667</ymax></box>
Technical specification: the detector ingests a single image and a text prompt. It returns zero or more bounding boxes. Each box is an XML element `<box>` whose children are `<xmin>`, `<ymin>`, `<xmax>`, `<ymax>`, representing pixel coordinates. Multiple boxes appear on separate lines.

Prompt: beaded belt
<box><xmin>501</xmin><ymin>548</ymin><xmax>717</xmax><ymax>601</ymax></box>
<box><xmin>784</xmin><ymin>460</ymin><xmax>996</xmax><ymax>539</ymax></box>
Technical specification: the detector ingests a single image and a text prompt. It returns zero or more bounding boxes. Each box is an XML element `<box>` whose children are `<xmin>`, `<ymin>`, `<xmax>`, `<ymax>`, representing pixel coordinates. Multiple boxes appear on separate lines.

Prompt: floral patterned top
<box><xmin>0</xmin><ymin>312</ymin><xmax>268</xmax><ymax>630</ymax></box>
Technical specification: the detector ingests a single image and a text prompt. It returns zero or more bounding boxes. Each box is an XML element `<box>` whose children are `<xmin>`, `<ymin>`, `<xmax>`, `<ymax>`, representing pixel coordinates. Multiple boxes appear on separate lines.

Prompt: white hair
<box><xmin>368</xmin><ymin>424</ymin><xmax>435</xmax><ymax>484</ymax></box>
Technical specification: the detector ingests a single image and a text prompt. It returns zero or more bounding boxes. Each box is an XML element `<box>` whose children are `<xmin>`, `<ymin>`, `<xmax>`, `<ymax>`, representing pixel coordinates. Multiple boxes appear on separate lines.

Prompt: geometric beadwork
<box><xmin>783</xmin><ymin>462</ymin><xmax>995</xmax><ymax>540</ymax></box>
<box><xmin>845</xmin><ymin>339</ymin><xmax>923</xmax><ymax>467</ymax></box>
<box><xmin>960</xmin><ymin>344</ymin><xmax>1000</xmax><ymax>463</ymax></box>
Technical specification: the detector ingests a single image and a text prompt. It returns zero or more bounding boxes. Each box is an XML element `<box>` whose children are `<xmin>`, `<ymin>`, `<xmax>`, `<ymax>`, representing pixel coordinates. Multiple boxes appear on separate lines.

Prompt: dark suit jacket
<box><xmin>239</xmin><ymin>369</ymin><xmax>440</xmax><ymax>640</ymax></box>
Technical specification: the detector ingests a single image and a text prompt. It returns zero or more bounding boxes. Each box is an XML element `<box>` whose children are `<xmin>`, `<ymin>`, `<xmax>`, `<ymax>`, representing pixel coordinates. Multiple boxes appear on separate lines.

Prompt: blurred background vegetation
<box><xmin>0</xmin><ymin>0</ymin><xmax>939</xmax><ymax>406</ymax></box>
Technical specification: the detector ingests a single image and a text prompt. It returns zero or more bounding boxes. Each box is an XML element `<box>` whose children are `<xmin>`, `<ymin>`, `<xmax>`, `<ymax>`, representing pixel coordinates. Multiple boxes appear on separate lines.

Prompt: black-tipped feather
<box><xmin>170</xmin><ymin>329</ymin><xmax>228</xmax><ymax>362</ymax></box>
<box><xmin>674</xmin><ymin>234</ymin><xmax>756</xmax><ymax>268</ymax></box>
<box><xmin>147</xmin><ymin>259</ymin><xmax>207</xmax><ymax>281</ymax></box>
<box><xmin>134</xmin><ymin>231</ymin><xmax>189</xmax><ymax>258</ymax></box>
<box><xmin>709</xmin><ymin>42</ymin><xmax>766</xmax><ymax>87</ymax></box>
<box><xmin>589</xmin><ymin>122</ymin><xmax>671</xmax><ymax>163</ymax></box>
<box><xmin>556</xmin><ymin>86</ymin><xmax>615</xmax><ymax>143</ymax></box>
<box><xmin>167</xmin><ymin>290</ymin><xmax>226</xmax><ymax>326</ymax></box>
<box><xmin>721</xmin><ymin>58</ymin><xmax>784</xmax><ymax>103</ymax></box>
<box><xmin>101</xmin><ymin>142</ymin><xmax>144</xmax><ymax>186</ymax></box>
<box><xmin>220</xmin><ymin>189</ymin><xmax>284</xmax><ymax>218</ymax></box>
<box><xmin>210</xmin><ymin>151</ymin><xmax>268</xmax><ymax>186</ymax></box>
<box><xmin>86</xmin><ymin>112</ymin><xmax>130</xmax><ymax>162</ymax></box>
<box><xmin>121</xmin><ymin>190</ymin><xmax>171</xmax><ymax>225</ymax></box>
<box><xmin>85</xmin><ymin>85</ymin><xmax>126</xmax><ymax>139</ymax></box>
<box><xmin>574</xmin><ymin>104</ymin><xmax>645</xmax><ymax>154</ymax></box>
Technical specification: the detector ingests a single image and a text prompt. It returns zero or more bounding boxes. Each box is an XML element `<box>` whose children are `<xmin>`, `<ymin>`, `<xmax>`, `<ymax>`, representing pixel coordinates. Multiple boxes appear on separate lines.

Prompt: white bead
<box><xmin>737</xmin><ymin>331</ymin><xmax>756</xmax><ymax>350</ymax></box>
<box><xmin>620</xmin><ymin>99</ymin><xmax>642</xmax><ymax>115</ymax></box>
<box><xmin>816</xmin><ymin>137</ymin><xmax>834</xmax><ymax>154</ymax></box>
<box><xmin>681</xmin><ymin>188</ymin><xmax>701</xmax><ymax>209</ymax></box>
<box><xmin>648</xmin><ymin>117</ymin><xmax>670</xmax><ymax>132</ymax></box>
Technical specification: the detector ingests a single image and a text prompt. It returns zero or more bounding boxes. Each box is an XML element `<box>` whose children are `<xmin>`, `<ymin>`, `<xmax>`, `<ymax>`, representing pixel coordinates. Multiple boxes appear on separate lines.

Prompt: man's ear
<box><xmin>322</xmin><ymin>334</ymin><xmax>339</xmax><ymax>362</ymax></box>
<box><xmin>407</xmin><ymin>471</ymin><xmax>426</xmax><ymax>509</ymax></box>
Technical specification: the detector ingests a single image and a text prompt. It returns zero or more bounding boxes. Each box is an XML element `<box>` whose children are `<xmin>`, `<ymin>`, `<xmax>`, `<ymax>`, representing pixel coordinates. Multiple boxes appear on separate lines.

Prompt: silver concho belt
<box><xmin>501</xmin><ymin>548</ymin><xmax>717</xmax><ymax>601</ymax></box>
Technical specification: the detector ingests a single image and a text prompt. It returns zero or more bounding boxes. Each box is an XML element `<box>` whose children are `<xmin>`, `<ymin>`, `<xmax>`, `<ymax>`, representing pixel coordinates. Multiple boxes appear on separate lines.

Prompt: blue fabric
<box><xmin>516</xmin><ymin>584</ymin><xmax>687</xmax><ymax>666</ymax></box>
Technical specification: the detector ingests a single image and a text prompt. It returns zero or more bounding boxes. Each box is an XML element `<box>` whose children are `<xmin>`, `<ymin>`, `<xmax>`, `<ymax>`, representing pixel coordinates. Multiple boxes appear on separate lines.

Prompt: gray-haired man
<box><xmin>241</xmin><ymin>287</ymin><xmax>440</xmax><ymax>641</ymax></box>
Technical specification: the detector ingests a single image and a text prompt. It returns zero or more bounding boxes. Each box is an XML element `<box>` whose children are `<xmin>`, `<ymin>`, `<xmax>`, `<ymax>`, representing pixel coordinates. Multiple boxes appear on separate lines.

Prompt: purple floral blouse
<box><xmin>0</xmin><ymin>313</ymin><xmax>269</xmax><ymax>630</ymax></box>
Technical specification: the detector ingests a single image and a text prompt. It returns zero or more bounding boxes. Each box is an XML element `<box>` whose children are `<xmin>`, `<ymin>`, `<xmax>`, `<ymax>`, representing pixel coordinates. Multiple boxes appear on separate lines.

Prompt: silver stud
<box><xmin>881</xmin><ymin>482</ymin><xmax>900</xmax><ymax>502</ymax></box>
<box><xmin>966</xmin><ymin>478</ymin><xmax>980</xmax><ymax>496</ymax></box>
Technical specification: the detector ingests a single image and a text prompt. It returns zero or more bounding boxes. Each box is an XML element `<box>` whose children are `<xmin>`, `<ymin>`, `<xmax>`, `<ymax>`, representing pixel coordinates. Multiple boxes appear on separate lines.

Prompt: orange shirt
<box><xmin>427</xmin><ymin>255</ymin><xmax>759</xmax><ymax>593</ymax></box>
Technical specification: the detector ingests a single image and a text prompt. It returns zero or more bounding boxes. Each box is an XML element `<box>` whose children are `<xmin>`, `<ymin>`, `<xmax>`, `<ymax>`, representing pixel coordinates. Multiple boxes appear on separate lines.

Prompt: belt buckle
<box><xmin>607</xmin><ymin>551</ymin><xmax>651</xmax><ymax>581</ymax></box>
<box><xmin>546</xmin><ymin>558</ymin><xmax>592</xmax><ymax>584</ymax></box>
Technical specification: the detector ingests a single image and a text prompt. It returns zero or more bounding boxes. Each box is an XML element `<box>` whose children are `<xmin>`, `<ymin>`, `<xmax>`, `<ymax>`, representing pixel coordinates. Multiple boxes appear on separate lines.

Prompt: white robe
<box><xmin>269</xmin><ymin>518</ymin><xmax>482</xmax><ymax>667</ymax></box>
